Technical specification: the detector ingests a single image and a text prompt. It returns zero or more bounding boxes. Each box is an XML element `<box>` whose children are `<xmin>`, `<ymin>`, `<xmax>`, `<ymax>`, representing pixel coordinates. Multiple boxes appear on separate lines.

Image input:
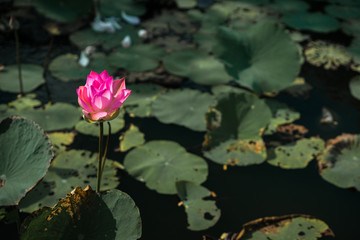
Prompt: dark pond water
<box><xmin>1</xmin><ymin>2</ymin><xmax>360</xmax><ymax>240</ymax></box>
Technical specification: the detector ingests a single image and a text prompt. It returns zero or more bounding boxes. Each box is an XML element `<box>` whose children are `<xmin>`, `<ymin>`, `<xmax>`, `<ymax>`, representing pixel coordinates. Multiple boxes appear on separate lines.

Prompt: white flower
<box><xmin>122</xmin><ymin>35</ymin><xmax>131</xmax><ymax>48</ymax></box>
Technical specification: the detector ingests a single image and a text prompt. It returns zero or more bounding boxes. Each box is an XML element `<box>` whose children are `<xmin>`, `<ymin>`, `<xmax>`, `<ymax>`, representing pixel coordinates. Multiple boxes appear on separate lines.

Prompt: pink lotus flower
<box><xmin>77</xmin><ymin>70</ymin><xmax>131</xmax><ymax>122</ymax></box>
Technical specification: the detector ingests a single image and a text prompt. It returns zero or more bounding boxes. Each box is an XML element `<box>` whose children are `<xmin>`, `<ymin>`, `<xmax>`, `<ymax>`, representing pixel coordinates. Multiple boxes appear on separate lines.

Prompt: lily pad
<box><xmin>8</xmin><ymin>94</ymin><xmax>41</xmax><ymax>110</ymax></box>
<box><xmin>119</xmin><ymin>124</ymin><xmax>145</xmax><ymax>152</ymax></box>
<box><xmin>0</xmin><ymin>64</ymin><xmax>45</xmax><ymax>93</ymax></box>
<box><xmin>267</xmin><ymin>138</ymin><xmax>325</xmax><ymax>169</ymax></box>
<box><xmin>266</xmin><ymin>0</ymin><xmax>309</xmax><ymax>14</ymax></box>
<box><xmin>32</xmin><ymin>0</ymin><xmax>92</xmax><ymax>22</ymax></box>
<box><xmin>342</xmin><ymin>19</ymin><xmax>360</xmax><ymax>37</ymax></box>
<box><xmin>0</xmin><ymin>116</ymin><xmax>53</xmax><ymax>206</ymax></box>
<box><xmin>176</xmin><ymin>181</ymin><xmax>220</xmax><ymax>231</ymax></box>
<box><xmin>19</xmin><ymin>150</ymin><xmax>120</xmax><ymax>212</ymax></box>
<box><xmin>325</xmin><ymin>4</ymin><xmax>360</xmax><ymax>20</ymax></box>
<box><xmin>108</xmin><ymin>44</ymin><xmax>165</xmax><ymax>72</ymax></box>
<box><xmin>124</xmin><ymin>140</ymin><xmax>208</xmax><ymax>194</ymax></box>
<box><xmin>75</xmin><ymin>110</ymin><xmax>125</xmax><ymax>136</ymax></box>
<box><xmin>20</xmin><ymin>186</ymin><xmax>142</xmax><ymax>240</ymax></box>
<box><xmin>69</xmin><ymin>25</ymin><xmax>139</xmax><ymax>50</ymax></box>
<box><xmin>100</xmin><ymin>0</ymin><xmax>146</xmax><ymax>16</ymax></box>
<box><xmin>232</xmin><ymin>214</ymin><xmax>334</xmax><ymax>240</ymax></box>
<box><xmin>47</xmin><ymin>131</ymin><xmax>76</xmax><ymax>155</ymax></box>
<box><xmin>349</xmin><ymin>76</ymin><xmax>360</xmax><ymax>100</ymax></box>
<box><xmin>49</xmin><ymin>53</ymin><xmax>117</xmax><ymax>82</ymax></box>
<box><xmin>317</xmin><ymin>134</ymin><xmax>360</xmax><ymax>191</ymax></box>
<box><xmin>175</xmin><ymin>0</ymin><xmax>196</xmax><ymax>9</ymax></box>
<box><xmin>282</xmin><ymin>12</ymin><xmax>340</xmax><ymax>33</ymax></box>
<box><xmin>304</xmin><ymin>41</ymin><xmax>351</xmax><ymax>70</ymax></box>
<box><xmin>152</xmin><ymin>89</ymin><xmax>215</xmax><ymax>131</ymax></box>
<box><xmin>214</xmin><ymin>22</ymin><xmax>300</xmax><ymax>94</ymax></box>
<box><xmin>123</xmin><ymin>83</ymin><xmax>166</xmax><ymax>117</ymax></box>
<box><xmin>163</xmin><ymin>50</ymin><xmax>233</xmax><ymax>85</ymax></box>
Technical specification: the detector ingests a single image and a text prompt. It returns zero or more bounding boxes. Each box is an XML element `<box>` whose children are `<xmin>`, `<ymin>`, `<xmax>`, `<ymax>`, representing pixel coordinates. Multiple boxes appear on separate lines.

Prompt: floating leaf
<box><xmin>124</xmin><ymin>141</ymin><xmax>208</xmax><ymax>194</ymax></box>
<box><xmin>49</xmin><ymin>53</ymin><xmax>117</xmax><ymax>82</ymax></box>
<box><xmin>214</xmin><ymin>22</ymin><xmax>300</xmax><ymax>94</ymax></box>
<box><xmin>100</xmin><ymin>0</ymin><xmax>146</xmax><ymax>16</ymax></box>
<box><xmin>349</xmin><ymin>76</ymin><xmax>360</xmax><ymax>100</ymax></box>
<box><xmin>119</xmin><ymin>124</ymin><xmax>145</xmax><ymax>152</ymax></box>
<box><xmin>47</xmin><ymin>131</ymin><xmax>76</xmax><ymax>155</ymax></box>
<box><xmin>267</xmin><ymin>138</ymin><xmax>325</xmax><ymax>169</ymax></box>
<box><xmin>19</xmin><ymin>150</ymin><xmax>119</xmax><ymax>212</ymax></box>
<box><xmin>0</xmin><ymin>64</ymin><xmax>45</xmax><ymax>93</ymax></box>
<box><xmin>32</xmin><ymin>0</ymin><xmax>92</xmax><ymax>22</ymax></box>
<box><xmin>318</xmin><ymin>134</ymin><xmax>360</xmax><ymax>191</ymax></box>
<box><xmin>8</xmin><ymin>94</ymin><xmax>41</xmax><ymax>110</ymax></box>
<box><xmin>282</xmin><ymin>12</ymin><xmax>340</xmax><ymax>33</ymax></box>
<box><xmin>75</xmin><ymin>110</ymin><xmax>125</xmax><ymax>136</ymax></box>
<box><xmin>0</xmin><ymin>116</ymin><xmax>53</xmax><ymax>206</ymax></box>
<box><xmin>227</xmin><ymin>214</ymin><xmax>334</xmax><ymax>240</ymax></box>
<box><xmin>266</xmin><ymin>0</ymin><xmax>309</xmax><ymax>14</ymax></box>
<box><xmin>152</xmin><ymin>89</ymin><xmax>215</xmax><ymax>131</ymax></box>
<box><xmin>304</xmin><ymin>41</ymin><xmax>351</xmax><ymax>70</ymax></box>
<box><xmin>325</xmin><ymin>4</ymin><xmax>360</xmax><ymax>20</ymax></box>
<box><xmin>176</xmin><ymin>181</ymin><xmax>220</xmax><ymax>231</ymax></box>
<box><xmin>342</xmin><ymin>19</ymin><xmax>360</xmax><ymax>38</ymax></box>
<box><xmin>20</xmin><ymin>186</ymin><xmax>142</xmax><ymax>240</ymax></box>
<box><xmin>123</xmin><ymin>83</ymin><xmax>166</xmax><ymax>117</ymax></box>
<box><xmin>175</xmin><ymin>0</ymin><xmax>196</xmax><ymax>9</ymax></box>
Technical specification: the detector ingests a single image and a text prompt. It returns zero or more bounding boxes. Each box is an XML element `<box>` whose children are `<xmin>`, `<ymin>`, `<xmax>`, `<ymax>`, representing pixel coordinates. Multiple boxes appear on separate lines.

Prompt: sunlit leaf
<box><xmin>47</xmin><ymin>131</ymin><xmax>76</xmax><ymax>155</ymax></box>
<box><xmin>119</xmin><ymin>124</ymin><xmax>145</xmax><ymax>152</ymax></box>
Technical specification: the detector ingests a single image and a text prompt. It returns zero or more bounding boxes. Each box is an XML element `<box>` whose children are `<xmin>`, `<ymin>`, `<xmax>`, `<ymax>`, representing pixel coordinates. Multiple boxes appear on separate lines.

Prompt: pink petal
<box><xmin>78</xmin><ymin>97</ymin><xmax>94</xmax><ymax>113</ymax></box>
<box><xmin>91</xmin><ymin>90</ymin><xmax>112</xmax><ymax>111</ymax></box>
<box><xmin>113</xmin><ymin>78</ymin><xmax>126</xmax><ymax>97</ymax></box>
<box><xmin>109</xmin><ymin>89</ymin><xmax>131</xmax><ymax>112</ymax></box>
<box><xmin>100</xmin><ymin>70</ymin><xmax>110</xmax><ymax>80</ymax></box>
<box><xmin>89</xmin><ymin>111</ymin><xmax>108</xmax><ymax>121</ymax></box>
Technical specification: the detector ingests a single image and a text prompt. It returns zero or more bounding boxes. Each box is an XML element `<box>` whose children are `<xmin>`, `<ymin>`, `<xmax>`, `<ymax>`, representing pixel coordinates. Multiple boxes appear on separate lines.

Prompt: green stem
<box><xmin>43</xmin><ymin>36</ymin><xmax>54</xmax><ymax>103</ymax></box>
<box><xmin>96</xmin><ymin>122</ymin><xmax>104</xmax><ymax>193</ymax></box>
<box><xmin>100</xmin><ymin>122</ymin><xmax>111</xmax><ymax>181</ymax></box>
<box><xmin>94</xmin><ymin>0</ymin><xmax>101</xmax><ymax>17</ymax></box>
<box><xmin>14</xmin><ymin>28</ymin><xmax>23</xmax><ymax>95</ymax></box>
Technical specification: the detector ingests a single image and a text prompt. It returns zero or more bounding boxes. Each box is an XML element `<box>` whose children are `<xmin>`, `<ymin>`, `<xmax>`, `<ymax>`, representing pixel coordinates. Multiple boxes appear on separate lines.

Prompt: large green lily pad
<box><xmin>20</xmin><ymin>186</ymin><xmax>142</xmax><ymax>240</ymax></box>
<box><xmin>0</xmin><ymin>116</ymin><xmax>53</xmax><ymax>206</ymax></box>
<box><xmin>123</xmin><ymin>83</ymin><xmax>166</xmax><ymax>117</ymax></box>
<box><xmin>214</xmin><ymin>22</ymin><xmax>300</xmax><ymax>94</ymax></box>
<box><xmin>152</xmin><ymin>89</ymin><xmax>215</xmax><ymax>131</ymax></box>
<box><xmin>163</xmin><ymin>50</ymin><xmax>233</xmax><ymax>85</ymax></box>
<box><xmin>267</xmin><ymin>138</ymin><xmax>325</xmax><ymax>169</ymax></box>
<box><xmin>124</xmin><ymin>141</ymin><xmax>208</xmax><ymax>194</ymax></box>
<box><xmin>176</xmin><ymin>181</ymin><xmax>220</xmax><ymax>231</ymax></box>
<box><xmin>349</xmin><ymin>76</ymin><xmax>360</xmax><ymax>100</ymax></box>
<box><xmin>49</xmin><ymin>53</ymin><xmax>117</xmax><ymax>82</ymax></box>
<box><xmin>19</xmin><ymin>150</ymin><xmax>120</xmax><ymax>212</ymax></box>
<box><xmin>317</xmin><ymin>134</ymin><xmax>360</xmax><ymax>191</ymax></box>
<box><xmin>232</xmin><ymin>214</ymin><xmax>334</xmax><ymax>240</ymax></box>
<box><xmin>32</xmin><ymin>0</ymin><xmax>92</xmax><ymax>22</ymax></box>
<box><xmin>0</xmin><ymin>64</ymin><xmax>45</xmax><ymax>93</ymax></box>
<box><xmin>119</xmin><ymin>124</ymin><xmax>145</xmax><ymax>152</ymax></box>
<box><xmin>282</xmin><ymin>12</ymin><xmax>340</xmax><ymax>33</ymax></box>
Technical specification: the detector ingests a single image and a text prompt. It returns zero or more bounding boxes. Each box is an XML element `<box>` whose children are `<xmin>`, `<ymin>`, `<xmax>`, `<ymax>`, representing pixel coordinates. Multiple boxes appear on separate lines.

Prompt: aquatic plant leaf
<box><xmin>124</xmin><ymin>141</ymin><xmax>208</xmax><ymax>194</ymax></box>
<box><xmin>342</xmin><ymin>19</ymin><xmax>360</xmax><ymax>38</ymax></box>
<box><xmin>20</xmin><ymin>186</ymin><xmax>142</xmax><ymax>240</ymax></box>
<box><xmin>214</xmin><ymin>22</ymin><xmax>300</xmax><ymax>94</ymax></box>
<box><xmin>19</xmin><ymin>150</ymin><xmax>119</xmax><ymax>212</ymax></box>
<box><xmin>119</xmin><ymin>124</ymin><xmax>145</xmax><ymax>152</ymax></box>
<box><xmin>32</xmin><ymin>0</ymin><xmax>92</xmax><ymax>22</ymax></box>
<box><xmin>75</xmin><ymin>110</ymin><xmax>125</xmax><ymax>136</ymax></box>
<box><xmin>163</xmin><ymin>50</ymin><xmax>232</xmax><ymax>85</ymax></box>
<box><xmin>267</xmin><ymin>138</ymin><xmax>325</xmax><ymax>169</ymax></box>
<box><xmin>349</xmin><ymin>76</ymin><xmax>360</xmax><ymax>100</ymax></box>
<box><xmin>108</xmin><ymin>44</ymin><xmax>165</xmax><ymax>72</ymax></box>
<box><xmin>304</xmin><ymin>41</ymin><xmax>351</xmax><ymax>70</ymax></box>
<box><xmin>282</xmin><ymin>12</ymin><xmax>339</xmax><ymax>33</ymax></box>
<box><xmin>175</xmin><ymin>0</ymin><xmax>196</xmax><ymax>8</ymax></box>
<box><xmin>47</xmin><ymin>131</ymin><xmax>76</xmax><ymax>155</ymax></box>
<box><xmin>69</xmin><ymin>25</ymin><xmax>139</xmax><ymax>50</ymax></box>
<box><xmin>49</xmin><ymin>53</ymin><xmax>117</xmax><ymax>82</ymax></box>
<box><xmin>0</xmin><ymin>116</ymin><xmax>53</xmax><ymax>206</ymax></box>
<box><xmin>229</xmin><ymin>214</ymin><xmax>334</xmax><ymax>240</ymax></box>
<box><xmin>176</xmin><ymin>181</ymin><xmax>220</xmax><ymax>231</ymax></box>
<box><xmin>318</xmin><ymin>134</ymin><xmax>360</xmax><ymax>191</ymax></box>
<box><xmin>0</xmin><ymin>64</ymin><xmax>45</xmax><ymax>93</ymax></box>
<box><xmin>152</xmin><ymin>89</ymin><xmax>215</xmax><ymax>131</ymax></box>
<box><xmin>264</xmin><ymin>100</ymin><xmax>300</xmax><ymax>135</ymax></box>
<box><xmin>123</xmin><ymin>83</ymin><xmax>166</xmax><ymax>117</ymax></box>
<box><xmin>266</xmin><ymin>0</ymin><xmax>309</xmax><ymax>14</ymax></box>
<box><xmin>325</xmin><ymin>4</ymin><xmax>360</xmax><ymax>20</ymax></box>
<box><xmin>100</xmin><ymin>0</ymin><xmax>146</xmax><ymax>16</ymax></box>
<box><xmin>211</xmin><ymin>85</ymin><xmax>249</xmax><ymax>97</ymax></box>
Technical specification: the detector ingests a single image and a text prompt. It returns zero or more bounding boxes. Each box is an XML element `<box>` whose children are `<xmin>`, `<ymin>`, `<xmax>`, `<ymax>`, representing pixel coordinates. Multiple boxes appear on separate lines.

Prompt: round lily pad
<box><xmin>20</xmin><ymin>186</ymin><xmax>142</xmax><ymax>240</ymax></box>
<box><xmin>317</xmin><ymin>134</ymin><xmax>360</xmax><ymax>191</ymax></box>
<box><xmin>349</xmin><ymin>76</ymin><xmax>360</xmax><ymax>100</ymax></box>
<box><xmin>0</xmin><ymin>116</ymin><xmax>53</xmax><ymax>206</ymax></box>
<box><xmin>124</xmin><ymin>140</ymin><xmax>208</xmax><ymax>194</ymax></box>
<box><xmin>282</xmin><ymin>12</ymin><xmax>340</xmax><ymax>33</ymax></box>
<box><xmin>49</xmin><ymin>52</ymin><xmax>117</xmax><ymax>82</ymax></box>
<box><xmin>47</xmin><ymin>131</ymin><xmax>76</xmax><ymax>155</ymax></box>
<box><xmin>0</xmin><ymin>64</ymin><xmax>45</xmax><ymax>93</ymax></box>
<box><xmin>176</xmin><ymin>181</ymin><xmax>220</xmax><ymax>231</ymax></box>
<box><xmin>214</xmin><ymin>22</ymin><xmax>300</xmax><ymax>94</ymax></box>
<box><xmin>163</xmin><ymin>50</ymin><xmax>233</xmax><ymax>85</ymax></box>
<box><xmin>8</xmin><ymin>94</ymin><xmax>41</xmax><ymax>110</ymax></box>
<box><xmin>175</xmin><ymin>0</ymin><xmax>196</xmax><ymax>9</ymax></box>
<box><xmin>267</xmin><ymin>138</ymin><xmax>325</xmax><ymax>169</ymax></box>
<box><xmin>119</xmin><ymin>124</ymin><xmax>145</xmax><ymax>152</ymax></box>
<box><xmin>152</xmin><ymin>89</ymin><xmax>215</xmax><ymax>131</ymax></box>
<box><xmin>325</xmin><ymin>4</ymin><xmax>360</xmax><ymax>20</ymax></box>
<box><xmin>266</xmin><ymin>0</ymin><xmax>309</xmax><ymax>14</ymax></box>
<box><xmin>19</xmin><ymin>149</ymin><xmax>120</xmax><ymax>212</ymax></box>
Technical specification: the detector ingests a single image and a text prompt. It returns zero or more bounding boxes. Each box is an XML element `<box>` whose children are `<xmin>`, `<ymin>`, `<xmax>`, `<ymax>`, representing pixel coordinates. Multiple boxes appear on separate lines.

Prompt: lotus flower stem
<box><xmin>14</xmin><ymin>26</ymin><xmax>23</xmax><ymax>95</ymax></box>
<box><xmin>43</xmin><ymin>36</ymin><xmax>54</xmax><ymax>103</ymax></box>
<box><xmin>100</xmin><ymin>122</ymin><xmax>111</xmax><ymax>181</ymax></box>
<box><xmin>96</xmin><ymin>122</ymin><xmax>104</xmax><ymax>193</ymax></box>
